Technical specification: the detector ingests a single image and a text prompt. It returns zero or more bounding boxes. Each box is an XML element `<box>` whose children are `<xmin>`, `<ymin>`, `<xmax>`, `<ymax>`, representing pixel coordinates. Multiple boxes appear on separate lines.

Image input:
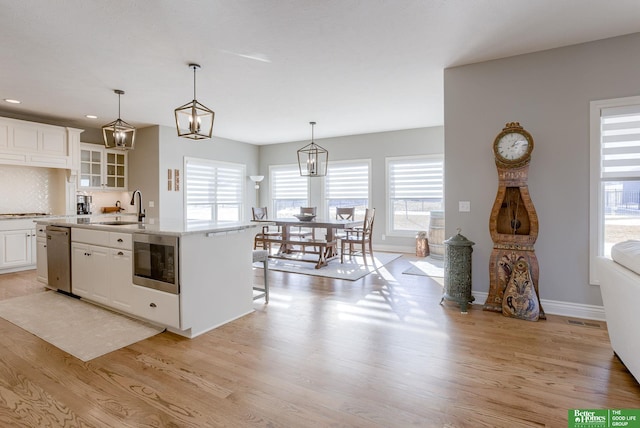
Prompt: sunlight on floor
<box><xmin>252</xmin><ymin>292</ymin><xmax>293</xmax><ymax>309</ymax></box>
<box><xmin>335</xmin><ymin>266</ymin><xmax>449</xmax><ymax>337</ymax></box>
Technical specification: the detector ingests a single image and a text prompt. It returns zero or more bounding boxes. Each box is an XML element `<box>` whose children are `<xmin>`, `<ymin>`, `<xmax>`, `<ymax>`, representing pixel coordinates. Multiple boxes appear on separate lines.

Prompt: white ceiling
<box><xmin>1</xmin><ymin>0</ymin><xmax>640</xmax><ymax>144</ymax></box>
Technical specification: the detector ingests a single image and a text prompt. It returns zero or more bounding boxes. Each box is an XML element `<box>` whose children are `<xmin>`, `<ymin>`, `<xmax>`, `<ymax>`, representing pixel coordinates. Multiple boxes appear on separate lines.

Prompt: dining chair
<box><xmin>289</xmin><ymin>207</ymin><xmax>316</xmax><ymax>253</ymax></box>
<box><xmin>289</xmin><ymin>207</ymin><xmax>316</xmax><ymax>240</ymax></box>
<box><xmin>340</xmin><ymin>208</ymin><xmax>376</xmax><ymax>267</ymax></box>
<box><xmin>252</xmin><ymin>207</ymin><xmax>281</xmax><ymax>254</ymax></box>
<box><xmin>335</xmin><ymin>207</ymin><xmax>356</xmax><ymax>240</ymax></box>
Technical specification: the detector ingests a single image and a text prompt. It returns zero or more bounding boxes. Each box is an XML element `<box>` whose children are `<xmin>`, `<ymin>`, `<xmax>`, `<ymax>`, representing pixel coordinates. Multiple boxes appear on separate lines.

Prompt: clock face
<box><xmin>496</xmin><ymin>132</ymin><xmax>530</xmax><ymax>162</ymax></box>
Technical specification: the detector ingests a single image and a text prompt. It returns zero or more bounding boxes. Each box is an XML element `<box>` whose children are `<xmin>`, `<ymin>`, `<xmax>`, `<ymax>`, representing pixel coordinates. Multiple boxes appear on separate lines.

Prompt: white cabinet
<box><xmin>78</xmin><ymin>143</ymin><xmax>127</xmax><ymax>190</ymax></box>
<box><xmin>110</xmin><ymin>248</ymin><xmax>133</xmax><ymax>312</ymax></box>
<box><xmin>72</xmin><ymin>229</ymin><xmax>131</xmax><ymax>306</ymax></box>
<box><xmin>71</xmin><ymin>242</ymin><xmax>110</xmax><ymax>304</ymax></box>
<box><xmin>0</xmin><ymin>117</ymin><xmax>82</xmax><ymax>169</ymax></box>
<box><xmin>0</xmin><ymin>219</ymin><xmax>37</xmax><ymax>273</ymax></box>
<box><xmin>0</xmin><ymin>229</ymin><xmax>35</xmax><ymax>269</ymax></box>
<box><xmin>131</xmin><ymin>285</ymin><xmax>180</xmax><ymax>327</ymax></box>
<box><xmin>36</xmin><ymin>237</ymin><xmax>47</xmax><ymax>283</ymax></box>
<box><xmin>70</xmin><ymin>227</ymin><xmax>179</xmax><ymax>328</ymax></box>
<box><xmin>35</xmin><ymin>224</ymin><xmax>48</xmax><ymax>283</ymax></box>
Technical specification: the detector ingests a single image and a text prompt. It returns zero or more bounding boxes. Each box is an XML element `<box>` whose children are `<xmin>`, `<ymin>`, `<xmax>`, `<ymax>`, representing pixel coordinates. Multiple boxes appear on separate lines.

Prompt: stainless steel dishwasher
<box><xmin>46</xmin><ymin>225</ymin><xmax>72</xmax><ymax>293</ymax></box>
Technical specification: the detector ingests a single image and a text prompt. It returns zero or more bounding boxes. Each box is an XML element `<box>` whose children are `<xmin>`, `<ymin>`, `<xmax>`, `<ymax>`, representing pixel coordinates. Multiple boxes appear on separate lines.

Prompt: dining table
<box><xmin>252</xmin><ymin>217</ymin><xmax>363</xmax><ymax>268</ymax></box>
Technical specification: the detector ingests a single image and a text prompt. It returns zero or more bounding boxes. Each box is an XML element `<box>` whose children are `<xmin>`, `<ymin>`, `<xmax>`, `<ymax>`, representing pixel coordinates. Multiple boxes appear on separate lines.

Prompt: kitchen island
<box><xmin>36</xmin><ymin>217</ymin><xmax>263</xmax><ymax>338</ymax></box>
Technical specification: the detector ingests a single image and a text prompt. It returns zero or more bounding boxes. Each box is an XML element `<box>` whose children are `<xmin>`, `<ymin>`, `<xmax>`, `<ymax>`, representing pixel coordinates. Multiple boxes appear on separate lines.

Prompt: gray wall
<box><xmin>259</xmin><ymin>127</ymin><xmax>444</xmax><ymax>251</ymax></box>
<box><xmin>444</xmin><ymin>32</ymin><xmax>640</xmax><ymax>306</ymax></box>
<box><xmin>128</xmin><ymin>125</ymin><xmax>260</xmax><ymax>222</ymax></box>
<box><xmin>127</xmin><ymin>126</ymin><xmax>160</xmax><ymax>219</ymax></box>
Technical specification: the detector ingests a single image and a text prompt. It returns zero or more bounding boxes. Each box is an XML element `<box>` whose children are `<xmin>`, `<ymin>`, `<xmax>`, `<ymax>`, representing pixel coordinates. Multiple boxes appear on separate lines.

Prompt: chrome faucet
<box><xmin>130</xmin><ymin>189</ymin><xmax>145</xmax><ymax>222</ymax></box>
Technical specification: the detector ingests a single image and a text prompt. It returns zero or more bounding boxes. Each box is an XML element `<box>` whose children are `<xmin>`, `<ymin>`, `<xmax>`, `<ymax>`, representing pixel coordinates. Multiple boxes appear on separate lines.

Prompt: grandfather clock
<box><xmin>483</xmin><ymin>122</ymin><xmax>545</xmax><ymax>319</ymax></box>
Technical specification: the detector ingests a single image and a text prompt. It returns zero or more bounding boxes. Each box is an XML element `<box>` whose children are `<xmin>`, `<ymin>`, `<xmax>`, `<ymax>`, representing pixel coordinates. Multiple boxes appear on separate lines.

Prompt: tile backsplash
<box><xmin>84</xmin><ymin>191</ymin><xmax>134</xmax><ymax>214</ymax></box>
<box><xmin>0</xmin><ymin>165</ymin><xmax>65</xmax><ymax>214</ymax></box>
<box><xmin>0</xmin><ymin>165</ymin><xmax>135</xmax><ymax>215</ymax></box>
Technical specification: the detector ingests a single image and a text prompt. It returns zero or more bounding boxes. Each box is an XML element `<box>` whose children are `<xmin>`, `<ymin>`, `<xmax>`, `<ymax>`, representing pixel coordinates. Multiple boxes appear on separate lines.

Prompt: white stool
<box><xmin>252</xmin><ymin>250</ymin><xmax>269</xmax><ymax>303</ymax></box>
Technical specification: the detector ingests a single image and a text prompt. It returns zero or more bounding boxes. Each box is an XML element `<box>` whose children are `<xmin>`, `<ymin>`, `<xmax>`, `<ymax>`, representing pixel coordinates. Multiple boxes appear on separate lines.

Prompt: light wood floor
<box><xmin>0</xmin><ymin>255</ymin><xmax>638</xmax><ymax>427</ymax></box>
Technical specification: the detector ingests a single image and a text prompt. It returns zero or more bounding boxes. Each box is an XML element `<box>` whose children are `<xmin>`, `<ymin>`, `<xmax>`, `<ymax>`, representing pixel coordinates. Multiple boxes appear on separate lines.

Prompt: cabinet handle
<box><xmin>117</xmin><ymin>251</ymin><xmax>124</xmax><ymax>256</ymax></box>
<box><xmin>117</xmin><ymin>238</ymin><xmax>123</xmax><ymax>242</ymax></box>
<box><xmin>149</xmin><ymin>303</ymin><xmax>157</xmax><ymax>308</ymax></box>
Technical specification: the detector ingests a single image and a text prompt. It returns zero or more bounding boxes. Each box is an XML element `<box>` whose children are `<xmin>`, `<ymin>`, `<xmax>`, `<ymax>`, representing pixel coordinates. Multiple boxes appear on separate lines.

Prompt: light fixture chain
<box><xmin>193</xmin><ymin>65</ymin><xmax>197</xmax><ymax>100</ymax></box>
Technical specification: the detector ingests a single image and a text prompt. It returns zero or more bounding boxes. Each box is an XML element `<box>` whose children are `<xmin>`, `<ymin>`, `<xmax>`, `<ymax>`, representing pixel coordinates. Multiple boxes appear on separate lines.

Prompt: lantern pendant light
<box><xmin>174</xmin><ymin>63</ymin><xmax>215</xmax><ymax>140</ymax></box>
<box><xmin>102</xmin><ymin>89</ymin><xmax>136</xmax><ymax>150</ymax></box>
<box><xmin>297</xmin><ymin>121</ymin><xmax>328</xmax><ymax>177</ymax></box>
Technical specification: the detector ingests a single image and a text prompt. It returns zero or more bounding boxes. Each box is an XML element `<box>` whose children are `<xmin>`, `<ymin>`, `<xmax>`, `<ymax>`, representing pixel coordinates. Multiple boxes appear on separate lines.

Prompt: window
<box><xmin>184</xmin><ymin>157</ymin><xmax>245</xmax><ymax>222</ymax></box>
<box><xmin>590</xmin><ymin>96</ymin><xmax>640</xmax><ymax>283</ymax></box>
<box><xmin>387</xmin><ymin>155</ymin><xmax>444</xmax><ymax>235</ymax></box>
<box><xmin>270</xmin><ymin>164</ymin><xmax>309</xmax><ymax>218</ymax></box>
<box><xmin>325</xmin><ymin>160</ymin><xmax>370</xmax><ymax>219</ymax></box>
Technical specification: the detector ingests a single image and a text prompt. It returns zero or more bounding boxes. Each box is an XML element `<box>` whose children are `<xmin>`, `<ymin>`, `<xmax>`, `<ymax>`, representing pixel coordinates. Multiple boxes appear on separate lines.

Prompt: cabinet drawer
<box><xmin>72</xmin><ymin>228</ymin><xmax>110</xmax><ymax>246</ymax></box>
<box><xmin>35</xmin><ymin>224</ymin><xmax>47</xmax><ymax>237</ymax></box>
<box><xmin>109</xmin><ymin>232</ymin><xmax>132</xmax><ymax>249</ymax></box>
<box><xmin>133</xmin><ymin>286</ymin><xmax>180</xmax><ymax>328</ymax></box>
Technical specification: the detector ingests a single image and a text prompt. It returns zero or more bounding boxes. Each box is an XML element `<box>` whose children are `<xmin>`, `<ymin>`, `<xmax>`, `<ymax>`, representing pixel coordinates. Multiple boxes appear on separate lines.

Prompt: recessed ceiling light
<box><xmin>4</xmin><ymin>99</ymin><xmax>21</xmax><ymax>104</ymax></box>
<box><xmin>85</xmin><ymin>115</ymin><xmax>98</xmax><ymax>119</ymax></box>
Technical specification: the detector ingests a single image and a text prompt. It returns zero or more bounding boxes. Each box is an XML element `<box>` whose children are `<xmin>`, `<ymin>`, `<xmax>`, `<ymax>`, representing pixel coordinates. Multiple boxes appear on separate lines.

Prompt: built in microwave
<box><xmin>132</xmin><ymin>233</ymin><xmax>179</xmax><ymax>294</ymax></box>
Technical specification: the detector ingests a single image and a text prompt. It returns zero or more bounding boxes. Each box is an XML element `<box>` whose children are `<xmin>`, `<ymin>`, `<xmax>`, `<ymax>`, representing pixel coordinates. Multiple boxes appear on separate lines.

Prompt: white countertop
<box><xmin>35</xmin><ymin>215</ymin><xmax>261</xmax><ymax>236</ymax></box>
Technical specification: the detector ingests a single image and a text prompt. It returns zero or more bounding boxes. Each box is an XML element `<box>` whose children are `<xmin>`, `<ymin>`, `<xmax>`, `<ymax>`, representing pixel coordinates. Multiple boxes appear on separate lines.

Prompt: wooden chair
<box><xmin>289</xmin><ymin>207</ymin><xmax>316</xmax><ymax>240</ymax></box>
<box><xmin>252</xmin><ymin>207</ymin><xmax>281</xmax><ymax>254</ymax></box>
<box><xmin>340</xmin><ymin>208</ymin><xmax>376</xmax><ymax>267</ymax></box>
<box><xmin>335</xmin><ymin>207</ymin><xmax>355</xmax><ymax>240</ymax></box>
<box><xmin>289</xmin><ymin>207</ymin><xmax>316</xmax><ymax>253</ymax></box>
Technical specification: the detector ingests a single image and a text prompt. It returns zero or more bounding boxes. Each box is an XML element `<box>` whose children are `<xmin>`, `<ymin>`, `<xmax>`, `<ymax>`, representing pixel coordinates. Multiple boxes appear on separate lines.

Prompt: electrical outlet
<box><xmin>148</xmin><ymin>201</ymin><xmax>155</xmax><ymax>208</ymax></box>
<box><xmin>459</xmin><ymin>201</ymin><xmax>470</xmax><ymax>212</ymax></box>
<box><xmin>381</xmin><ymin>234</ymin><xmax>386</xmax><ymax>241</ymax></box>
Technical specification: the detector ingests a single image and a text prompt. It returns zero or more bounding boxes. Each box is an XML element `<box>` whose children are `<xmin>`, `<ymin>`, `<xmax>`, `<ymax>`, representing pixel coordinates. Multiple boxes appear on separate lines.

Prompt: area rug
<box><xmin>255</xmin><ymin>252</ymin><xmax>402</xmax><ymax>281</ymax></box>
<box><xmin>0</xmin><ymin>291</ymin><xmax>165</xmax><ymax>361</ymax></box>
<box><xmin>402</xmin><ymin>257</ymin><xmax>444</xmax><ymax>277</ymax></box>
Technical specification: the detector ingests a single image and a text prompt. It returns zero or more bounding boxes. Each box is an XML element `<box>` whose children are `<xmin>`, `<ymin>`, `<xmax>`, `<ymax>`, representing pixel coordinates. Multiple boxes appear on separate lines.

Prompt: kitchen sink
<box><xmin>95</xmin><ymin>221</ymin><xmax>141</xmax><ymax>226</ymax></box>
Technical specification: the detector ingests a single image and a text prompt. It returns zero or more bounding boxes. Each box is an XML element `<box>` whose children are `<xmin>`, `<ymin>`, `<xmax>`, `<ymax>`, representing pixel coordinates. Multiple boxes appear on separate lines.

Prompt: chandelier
<box><xmin>297</xmin><ymin>121</ymin><xmax>328</xmax><ymax>177</ymax></box>
<box><xmin>174</xmin><ymin>63</ymin><xmax>215</xmax><ymax>140</ymax></box>
<box><xmin>102</xmin><ymin>89</ymin><xmax>135</xmax><ymax>150</ymax></box>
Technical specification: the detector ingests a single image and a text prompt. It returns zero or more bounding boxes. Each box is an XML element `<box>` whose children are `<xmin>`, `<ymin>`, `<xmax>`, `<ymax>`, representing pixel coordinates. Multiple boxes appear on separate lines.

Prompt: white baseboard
<box><xmin>372</xmin><ymin>249</ymin><xmax>607</xmax><ymax>322</ymax></box>
<box><xmin>374</xmin><ymin>244</ymin><xmax>414</xmax><ymax>253</ymax></box>
<box><xmin>471</xmin><ymin>292</ymin><xmax>606</xmax><ymax>321</ymax></box>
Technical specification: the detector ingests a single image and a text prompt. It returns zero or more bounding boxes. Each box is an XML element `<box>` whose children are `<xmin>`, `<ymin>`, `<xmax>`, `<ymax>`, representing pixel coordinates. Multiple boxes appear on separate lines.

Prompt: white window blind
<box><xmin>185</xmin><ymin>158</ymin><xmax>244</xmax><ymax>222</ymax></box>
<box><xmin>601</xmin><ymin>105</ymin><xmax>640</xmax><ymax>180</ymax></box>
<box><xmin>325</xmin><ymin>160</ymin><xmax>370</xmax><ymax>218</ymax></box>
<box><xmin>389</xmin><ymin>157</ymin><xmax>444</xmax><ymax>200</ymax></box>
<box><xmin>387</xmin><ymin>155</ymin><xmax>444</xmax><ymax>234</ymax></box>
<box><xmin>326</xmin><ymin>161</ymin><xmax>369</xmax><ymax>200</ymax></box>
<box><xmin>272</xmin><ymin>166</ymin><xmax>308</xmax><ymax>200</ymax></box>
<box><xmin>270</xmin><ymin>165</ymin><xmax>308</xmax><ymax>218</ymax></box>
<box><xmin>589</xmin><ymin>98</ymin><xmax>640</xmax><ymax>285</ymax></box>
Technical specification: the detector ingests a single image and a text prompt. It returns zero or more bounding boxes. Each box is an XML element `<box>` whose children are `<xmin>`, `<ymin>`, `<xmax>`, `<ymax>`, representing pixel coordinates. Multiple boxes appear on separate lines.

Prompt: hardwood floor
<box><xmin>0</xmin><ymin>256</ymin><xmax>638</xmax><ymax>427</ymax></box>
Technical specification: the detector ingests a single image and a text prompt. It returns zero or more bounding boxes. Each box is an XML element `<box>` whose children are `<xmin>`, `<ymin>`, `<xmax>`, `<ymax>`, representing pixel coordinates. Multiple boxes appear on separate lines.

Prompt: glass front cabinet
<box><xmin>78</xmin><ymin>143</ymin><xmax>127</xmax><ymax>190</ymax></box>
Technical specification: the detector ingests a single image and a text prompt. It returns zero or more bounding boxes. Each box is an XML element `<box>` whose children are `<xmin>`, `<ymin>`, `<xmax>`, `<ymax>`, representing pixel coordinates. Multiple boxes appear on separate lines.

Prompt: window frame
<box><xmin>269</xmin><ymin>163</ymin><xmax>310</xmax><ymax>218</ymax></box>
<box><xmin>386</xmin><ymin>154</ymin><xmax>444</xmax><ymax>237</ymax></box>
<box><xmin>323</xmin><ymin>159</ymin><xmax>371</xmax><ymax>220</ymax></box>
<box><xmin>183</xmin><ymin>157</ymin><xmax>246</xmax><ymax>223</ymax></box>
<box><xmin>589</xmin><ymin>95</ymin><xmax>640</xmax><ymax>285</ymax></box>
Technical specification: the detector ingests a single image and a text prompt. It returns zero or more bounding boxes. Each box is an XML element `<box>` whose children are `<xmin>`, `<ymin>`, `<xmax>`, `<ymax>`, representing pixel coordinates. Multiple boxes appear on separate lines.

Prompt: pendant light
<box><xmin>102</xmin><ymin>89</ymin><xmax>135</xmax><ymax>150</ymax></box>
<box><xmin>297</xmin><ymin>121</ymin><xmax>328</xmax><ymax>177</ymax></box>
<box><xmin>174</xmin><ymin>63</ymin><xmax>215</xmax><ymax>140</ymax></box>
